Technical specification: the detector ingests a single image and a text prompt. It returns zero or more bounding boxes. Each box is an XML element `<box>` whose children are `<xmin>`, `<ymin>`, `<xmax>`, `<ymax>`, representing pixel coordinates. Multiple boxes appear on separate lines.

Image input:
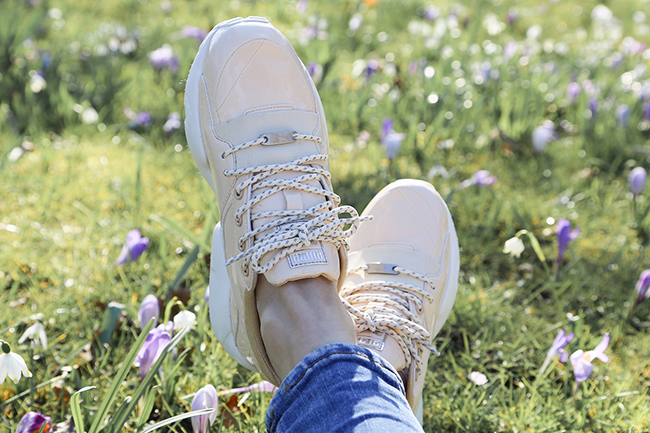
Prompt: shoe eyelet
<box><xmin>241</xmin><ymin>264</ymin><xmax>250</xmax><ymax>277</ymax></box>
<box><xmin>235</xmin><ymin>216</ymin><xmax>242</xmax><ymax>227</ymax></box>
<box><xmin>220</xmin><ymin>152</ymin><xmax>226</xmax><ymax>159</ymax></box>
<box><xmin>238</xmin><ymin>239</ymin><xmax>245</xmax><ymax>251</ymax></box>
<box><xmin>234</xmin><ymin>188</ymin><xmax>243</xmax><ymax>199</ymax></box>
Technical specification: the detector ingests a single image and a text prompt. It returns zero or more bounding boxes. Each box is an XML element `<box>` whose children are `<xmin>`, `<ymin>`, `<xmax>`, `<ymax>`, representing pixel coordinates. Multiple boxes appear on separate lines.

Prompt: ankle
<box><xmin>256</xmin><ymin>275</ymin><xmax>356</xmax><ymax>379</ymax></box>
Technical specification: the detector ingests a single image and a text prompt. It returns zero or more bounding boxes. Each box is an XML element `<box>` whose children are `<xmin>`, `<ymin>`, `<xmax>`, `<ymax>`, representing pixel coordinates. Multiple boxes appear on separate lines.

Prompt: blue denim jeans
<box><xmin>265</xmin><ymin>343</ymin><xmax>424</xmax><ymax>432</ymax></box>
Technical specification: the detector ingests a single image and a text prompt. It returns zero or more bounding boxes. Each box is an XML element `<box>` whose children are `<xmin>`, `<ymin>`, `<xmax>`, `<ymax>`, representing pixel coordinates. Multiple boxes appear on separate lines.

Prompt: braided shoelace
<box><xmin>221</xmin><ymin>133</ymin><xmax>370</xmax><ymax>275</ymax></box>
<box><xmin>340</xmin><ymin>264</ymin><xmax>439</xmax><ymax>377</ymax></box>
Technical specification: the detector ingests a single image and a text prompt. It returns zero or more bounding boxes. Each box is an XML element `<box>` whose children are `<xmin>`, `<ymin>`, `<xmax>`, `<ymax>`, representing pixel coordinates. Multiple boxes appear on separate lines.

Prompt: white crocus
<box><xmin>468</xmin><ymin>371</ymin><xmax>488</xmax><ymax>386</ymax></box>
<box><xmin>173</xmin><ymin>310</ymin><xmax>196</xmax><ymax>330</ymax></box>
<box><xmin>18</xmin><ymin>322</ymin><xmax>48</xmax><ymax>349</ymax></box>
<box><xmin>0</xmin><ymin>341</ymin><xmax>32</xmax><ymax>384</ymax></box>
<box><xmin>503</xmin><ymin>237</ymin><xmax>525</xmax><ymax>258</ymax></box>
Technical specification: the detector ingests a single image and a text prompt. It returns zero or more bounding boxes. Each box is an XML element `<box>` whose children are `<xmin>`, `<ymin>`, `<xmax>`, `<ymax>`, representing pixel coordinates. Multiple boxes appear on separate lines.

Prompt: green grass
<box><xmin>2</xmin><ymin>0</ymin><xmax>650</xmax><ymax>431</ymax></box>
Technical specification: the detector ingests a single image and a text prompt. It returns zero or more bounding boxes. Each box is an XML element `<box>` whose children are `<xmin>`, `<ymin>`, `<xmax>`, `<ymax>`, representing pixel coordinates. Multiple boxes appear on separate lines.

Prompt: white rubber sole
<box><xmin>209</xmin><ymin>222</ymin><xmax>256</xmax><ymax>371</ymax></box>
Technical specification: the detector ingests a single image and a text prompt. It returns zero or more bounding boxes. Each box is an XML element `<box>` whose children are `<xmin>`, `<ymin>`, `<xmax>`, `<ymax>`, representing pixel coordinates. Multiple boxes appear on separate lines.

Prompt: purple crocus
<box><xmin>556</xmin><ymin>218</ymin><xmax>579</xmax><ymax>264</ymax></box>
<box><xmin>504</xmin><ymin>42</ymin><xmax>517</xmax><ymax>60</ymax></box>
<box><xmin>115</xmin><ymin>229</ymin><xmax>149</xmax><ymax>265</ymax></box>
<box><xmin>15</xmin><ymin>411</ymin><xmax>52</xmax><ymax>433</ymax></box>
<box><xmin>366</xmin><ymin>59</ymin><xmax>380</xmax><ymax>80</ymax></box>
<box><xmin>588</xmin><ymin>98</ymin><xmax>598</xmax><ymax>116</ymax></box>
<box><xmin>628</xmin><ymin>167</ymin><xmax>647</xmax><ymax>197</ymax></box>
<box><xmin>180</xmin><ymin>26</ymin><xmax>207</xmax><ymax>43</ymax></box>
<box><xmin>547</xmin><ymin>329</ymin><xmax>574</xmax><ymax>363</ymax></box>
<box><xmin>148</xmin><ymin>45</ymin><xmax>179</xmax><ymax>73</ymax></box>
<box><xmin>532</xmin><ymin>120</ymin><xmax>557</xmax><ymax>153</ymax></box>
<box><xmin>380</xmin><ymin>118</ymin><xmax>405</xmax><ymax>161</ymax></box>
<box><xmin>139</xmin><ymin>294</ymin><xmax>160</xmax><ymax>329</ymax></box>
<box><xmin>204</xmin><ymin>286</ymin><xmax>210</xmax><ymax>302</ymax></box>
<box><xmin>616</xmin><ymin>104</ymin><xmax>630</xmax><ymax>126</ymax></box>
<box><xmin>567</xmin><ymin>82</ymin><xmax>581</xmax><ymax>102</ymax></box>
<box><xmin>635</xmin><ymin>270</ymin><xmax>650</xmax><ymax>307</ymax></box>
<box><xmin>643</xmin><ymin>102</ymin><xmax>650</xmax><ymax>120</ymax></box>
<box><xmin>507</xmin><ymin>7</ymin><xmax>518</xmax><ymax>24</ymax></box>
<box><xmin>134</xmin><ymin>326</ymin><xmax>170</xmax><ymax>380</ymax></box>
<box><xmin>423</xmin><ymin>5</ymin><xmax>440</xmax><ymax>21</ymax></box>
<box><xmin>191</xmin><ymin>384</ymin><xmax>218</xmax><ymax>433</ymax></box>
<box><xmin>307</xmin><ymin>61</ymin><xmax>322</xmax><ymax>83</ymax></box>
<box><xmin>569</xmin><ymin>333</ymin><xmax>609</xmax><ymax>384</ymax></box>
<box><xmin>460</xmin><ymin>170</ymin><xmax>497</xmax><ymax>189</ymax></box>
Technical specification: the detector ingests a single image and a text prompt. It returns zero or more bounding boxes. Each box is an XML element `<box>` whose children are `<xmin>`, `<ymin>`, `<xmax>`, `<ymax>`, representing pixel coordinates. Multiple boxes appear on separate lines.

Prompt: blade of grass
<box><xmin>150</xmin><ymin>213</ymin><xmax>211</xmax><ymax>252</ymax></box>
<box><xmin>138</xmin><ymin>408</ymin><xmax>214</xmax><ymax>433</ymax></box>
<box><xmin>70</xmin><ymin>386</ymin><xmax>95</xmax><ymax>433</ymax></box>
<box><xmin>88</xmin><ymin>319</ymin><xmax>154</xmax><ymax>433</ymax></box>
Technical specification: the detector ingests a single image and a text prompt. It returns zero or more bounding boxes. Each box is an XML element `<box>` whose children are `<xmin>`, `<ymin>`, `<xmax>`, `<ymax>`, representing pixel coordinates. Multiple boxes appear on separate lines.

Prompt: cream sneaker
<box><xmin>341</xmin><ymin>179</ymin><xmax>460</xmax><ymax>421</ymax></box>
<box><xmin>184</xmin><ymin>17</ymin><xmax>365</xmax><ymax>385</ymax></box>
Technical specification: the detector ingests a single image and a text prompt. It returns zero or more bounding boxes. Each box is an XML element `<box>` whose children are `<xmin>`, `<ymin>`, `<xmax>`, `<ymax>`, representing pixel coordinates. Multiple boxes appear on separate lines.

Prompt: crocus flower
<box><xmin>18</xmin><ymin>322</ymin><xmax>47</xmax><ymax>349</ymax></box>
<box><xmin>644</xmin><ymin>102</ymin><xmax>650</xmax><ymax>120</ymax></box>
<box><xmin>307</xmin><ymin>61</ymin><xmax>323</xmax><ymax>83</ymax></box>
<box><xmin>503</xmin><ymin>237</ymin><xmax>525</xmax><ymax>258</ymax></box>
<box><xmin>191</xmin><ymin>384</ymin><xmax>218</xmax><ymax>433</ymax></box>
<box><xmin>139</xmin><ymin>295</ymin><xmax>160</xmax><ymax>329</ymax></box>
<box><xmin>467</xmin><ymin>371</ymin><xmax>488</xmax><ymax>385</ymax></box>
<box><xmin>163</xmin><ymin>112</ymin><xmax>181</xmax><ymax>134</ymax></box>
<box><xmin>532</xmin><ymin>120</ymin><xmax>557</xmax><ymax>153</ymax></box>
<box><xmin>124</xmin><ymin>108</ymin><xmax>152</xmax><ymax>128</ymax></box>
<box><xmin>567</xmin><ymin>82</ymin><xmax>581</xmax><ymax>101</ymax></box>
<box><xmin>460</xmin><ymin>170</ymin><xmax>497</xmax><ymax>189</ymax></box>
<box><xmin>348</xmin><ymin>13</ymin><xmax>363</xmax><ymax>32</ymax></box>
<box><xmin>380</xmin><ymin>118</ymin><xmax>405</xmax><ymax>161</ymax></box>
<box><xmin>589</xmin><ymin>98</ymin><xmax>598</xmax><ymax>116</ymax></box>
<box><xmin>204</xmin><ymin>286</ymin><xmax>210</xmax><ymax>302</ymax></box>
<box><xmin>616</xmin><ymin>104</ymin><xmax>630</xmax><ymax>126</ymax></box>
<box><xmin>556</xmin><ymin>218</ymin><xmax>579</xmax><ymax>264</ymax></box>
<box><xmin>173</xmin><ymin>310</ymin><xmax>196</xmax><ymax>330</ymax></box>
<box><xmin>569</xmin><ymin>333</ymin><xmax>609</xmax><ymax>383</ymax></box>
<box><xmin>134</xmin><ymin>326</ymin><xmax>170</xmax><ymax>380</ymax></box>
<box><xmin>635</xmin><ymin>270</ymin><xmax>650</xmax><ymax>307</ymax></box>
<box><xmin>115</xmin><ymin>229</ymin><xmax>149</xmax><ymax>265</ymax></box>
<box><xmin>0</xmin><ymin>341</ymin><xmax>32</xmax><ymax>384</ymax></box>
<box><xmin>507</xmin><ymin>7</ymin><xmax>518</xmax><ymax>24</ymax></box>
<box><xmin>180</xmin><ymin>25</ymin><xmax>207</xmax><ymax>43</ymax></box>
<box><xmin>547</xmin><ymin>329</ymin><xmax>574</xmax><ymax>363</ymax></box>
<box><xmin>423</xmin><ymin>5</ymin><xmax>440</xmax><ymax>21</ymax></box>
<box><xmin>628</xmin><ymin>167</ymin><xmax>647</xmax><ymax>197</ymax></box>
<box><xmin>148</xmin><ymin>45</ymin><xmax>179</xmax><ymax>73</ymax></box>
<box><xmin>366</xmin><ymin>59</ymin><xmax>380</xmax><ymax>80</ymax></box>
<box><xmin>15</xmin><ymin>411</ymin><xmax>52</xmax><ymax>433</ymax></box>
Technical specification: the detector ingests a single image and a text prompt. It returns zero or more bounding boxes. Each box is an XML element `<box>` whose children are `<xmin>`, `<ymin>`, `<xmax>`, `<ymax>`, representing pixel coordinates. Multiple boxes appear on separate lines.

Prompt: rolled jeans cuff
<box><xmin>265</xmin><ymin>342</ymin><xmax>423</xmax><ymax>433</ymax></box>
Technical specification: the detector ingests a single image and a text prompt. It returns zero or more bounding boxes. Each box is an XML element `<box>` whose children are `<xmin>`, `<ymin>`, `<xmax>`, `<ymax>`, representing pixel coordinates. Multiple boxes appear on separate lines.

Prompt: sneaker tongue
<box><xmin>213</xmin><ymin>108</ymin><xmax>341</xmax><ymax>286</ymax></box>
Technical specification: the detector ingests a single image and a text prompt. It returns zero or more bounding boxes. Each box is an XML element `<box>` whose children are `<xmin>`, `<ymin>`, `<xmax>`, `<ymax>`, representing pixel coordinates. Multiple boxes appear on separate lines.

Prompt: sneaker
<box><xmin>184</xmin><ymin>17</ymin><xmax>365</xmax><ymax>385</ymax></box>
<box><xmin>340</xmin><ymin>179</ymin><xmax>460</xmax><ymax>420</ymax></box>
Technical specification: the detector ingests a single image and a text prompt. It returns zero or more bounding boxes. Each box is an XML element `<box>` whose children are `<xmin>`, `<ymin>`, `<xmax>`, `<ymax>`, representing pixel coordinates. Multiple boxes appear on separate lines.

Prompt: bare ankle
<box><xmin>256</xmin><ymin>275</ymin><xmax>356</xmax><ymax>379</ymax></box>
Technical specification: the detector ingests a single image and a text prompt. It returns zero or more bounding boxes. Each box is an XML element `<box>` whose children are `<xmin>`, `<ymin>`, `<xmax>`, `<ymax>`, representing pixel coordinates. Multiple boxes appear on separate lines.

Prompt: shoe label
<box><xmin>287</xmin><ymin>246</ymin><xmax>328</xmax><ymax>268</ymax></box>
<box><xmin>358</xmin><ymin>332</ymin><xmax>386</xmax><ymax>351</ymax></box>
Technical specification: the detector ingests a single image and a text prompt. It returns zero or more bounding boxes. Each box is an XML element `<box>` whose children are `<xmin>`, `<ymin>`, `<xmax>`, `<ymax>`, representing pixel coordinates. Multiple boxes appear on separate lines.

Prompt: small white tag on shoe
<box><xmin>287</xmin><ymin>246</ymin><xmax>328</xmax><ymax>268</ymax></box>
<box><xmin>358</xmin><ymin>332</ymin><xmax>387</xmax><ymax>351</ymax></box>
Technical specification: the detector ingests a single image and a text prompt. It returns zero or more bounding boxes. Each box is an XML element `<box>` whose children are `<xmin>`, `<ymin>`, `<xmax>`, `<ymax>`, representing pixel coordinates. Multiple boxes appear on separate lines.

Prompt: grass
<box><xmin>2</xmin><ymin>0</ymin><xmax>650</xmax><ymax>431</ymax></box>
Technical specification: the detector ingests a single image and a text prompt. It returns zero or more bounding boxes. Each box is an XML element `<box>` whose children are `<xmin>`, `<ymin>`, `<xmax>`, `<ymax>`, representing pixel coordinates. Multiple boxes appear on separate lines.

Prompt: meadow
<box><xmin>2</xmin><ymin>0</ymin><xmax>650</xmax><ymax>431</ymax></box>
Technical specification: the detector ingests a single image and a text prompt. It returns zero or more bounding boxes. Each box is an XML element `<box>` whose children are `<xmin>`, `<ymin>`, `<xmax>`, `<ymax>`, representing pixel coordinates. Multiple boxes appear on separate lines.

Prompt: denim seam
<box><xmin>281</xmin><ymin>350</ymin><xmax>405</xmax><ymax>394</ymax></box>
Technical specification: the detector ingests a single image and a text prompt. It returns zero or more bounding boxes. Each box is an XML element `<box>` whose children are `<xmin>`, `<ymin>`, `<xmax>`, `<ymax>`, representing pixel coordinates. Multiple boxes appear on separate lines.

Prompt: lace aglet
<box><xmin>431</xmin><ymin>346</ymin><xmax>441</xmax><ymax>357</ymax></box>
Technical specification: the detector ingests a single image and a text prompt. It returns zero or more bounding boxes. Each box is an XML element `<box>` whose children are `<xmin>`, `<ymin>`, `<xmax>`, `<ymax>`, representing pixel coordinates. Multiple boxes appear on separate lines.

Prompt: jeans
<box><xmin>265</xmin><ymin>343</ymin><xmax>424</xmax><ymax>433</ymax></box>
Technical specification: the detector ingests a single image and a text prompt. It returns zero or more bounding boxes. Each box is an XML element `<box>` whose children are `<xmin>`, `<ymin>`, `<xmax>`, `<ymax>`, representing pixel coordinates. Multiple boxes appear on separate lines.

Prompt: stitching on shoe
<box><xmin>215</xmin><ymin>38</ymin><xmax>267</xmax><ymax>113</ymax></box>
<box><xmin>245</xmin><ymin>104</ymin><xmax>294</xmax><ymax>115</ymax></box>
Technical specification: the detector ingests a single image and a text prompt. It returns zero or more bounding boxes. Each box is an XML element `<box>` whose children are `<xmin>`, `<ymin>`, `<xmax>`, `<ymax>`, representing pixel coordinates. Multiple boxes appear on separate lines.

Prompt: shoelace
<box><xmin>221</xmin><ymin>132</ymin><xmax>370</xmax><ymax>274</ymax></box>
<box><xmin>340</xmin><ymin>264</ymin><xmax>438</xmax><ymax>377</ymax></box>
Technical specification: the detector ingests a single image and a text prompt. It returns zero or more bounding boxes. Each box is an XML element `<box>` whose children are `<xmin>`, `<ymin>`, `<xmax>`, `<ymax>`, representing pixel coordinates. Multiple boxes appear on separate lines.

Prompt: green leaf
<box><xmin>110</xmin><ymin>327</ymin><xmax>190</xmax><ymax>429</ymax></box>
<box><xmin>88</xmin><ymin>319</ymin><xmax>155</xmax><ymax>433</ymax></box>
<box><xmin>167</xmin><ymin>245</ymin><xmax>200</xmax><ymax>294</ymax></box>
<box><xmin>138</xmin><ymin>408</ymin><xmax>215</xmax><ymax>433</ymax></box>
<box><xmin>136</xmin><ymin>386</ymin><xmax>160</xmax><ymax>429</ymax></box>
<box><xmin>150</xmin><ymin>213</ymin><xmax>211</xmax><ymax>252</ymax></box>
<box><xmin>70</xmin><ymin>386</ymin><xmax>95</xmax><ymax>433</ymax></box>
